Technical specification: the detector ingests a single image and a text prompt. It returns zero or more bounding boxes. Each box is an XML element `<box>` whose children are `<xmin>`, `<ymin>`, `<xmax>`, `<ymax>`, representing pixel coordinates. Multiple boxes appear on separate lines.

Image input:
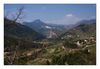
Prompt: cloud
<box><xmin>66</xmin><ymin>14</ymin><xmax>73</xmax><ymax>17</ymax></box>
<box><xmin>46</xmin><ymin>14</ymin><xmax>82</xmax><ymax>25</ymax></box>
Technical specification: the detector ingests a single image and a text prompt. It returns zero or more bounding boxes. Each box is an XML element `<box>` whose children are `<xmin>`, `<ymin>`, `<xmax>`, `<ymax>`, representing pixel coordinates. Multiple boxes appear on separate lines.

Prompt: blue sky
<box><xmin>4</xmin><ymin>4</ymin><xmax>96</xmax><ymax>25</ymax></box>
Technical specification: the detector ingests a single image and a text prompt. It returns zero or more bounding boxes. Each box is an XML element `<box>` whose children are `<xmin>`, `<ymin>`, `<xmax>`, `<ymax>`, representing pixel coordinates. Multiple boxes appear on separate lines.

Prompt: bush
<box><xmin>51</xmin><ymin>54</ymin><xmax>66</xmax><ymax>65</ymax></box>
<box><xmin>51</xmin><ymin>48</ymin><xmax>96</xmax><ymax>65</ymax></box>
<box><xmin>63</xmin><ymin>40</ymin><xmax>77</xmax><ymax>48</ymax></box>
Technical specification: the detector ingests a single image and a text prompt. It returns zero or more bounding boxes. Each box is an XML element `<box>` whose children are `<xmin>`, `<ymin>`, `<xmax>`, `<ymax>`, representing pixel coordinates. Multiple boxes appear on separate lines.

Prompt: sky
<box><xmin>4</xmin><ymin>4</ymin><xmax>96</xmax><ymax>25</ymax></box>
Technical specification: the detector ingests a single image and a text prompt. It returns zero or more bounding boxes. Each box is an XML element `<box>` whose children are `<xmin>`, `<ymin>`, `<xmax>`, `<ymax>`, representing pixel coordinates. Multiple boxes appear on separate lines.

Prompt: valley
<box><xmin>4</xmin><ymin>18</ymin><xmax>96</xmax><ymax>65</ymax></box>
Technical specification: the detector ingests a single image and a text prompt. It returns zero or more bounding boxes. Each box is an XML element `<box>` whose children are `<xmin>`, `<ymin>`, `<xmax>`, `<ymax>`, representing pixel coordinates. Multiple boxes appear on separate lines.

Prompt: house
<box><xmin>76</xmin><ymin>41</ymin><xmax>83</xmax><ymax>48</ymax></box>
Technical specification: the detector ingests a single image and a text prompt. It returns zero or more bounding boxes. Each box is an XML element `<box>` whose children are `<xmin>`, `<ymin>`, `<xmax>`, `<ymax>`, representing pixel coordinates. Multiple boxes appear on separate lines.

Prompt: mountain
<box><xmin>23</xmin><ymin>19</ymin><xmax>66</xmax><ymax>38</ymax></box>
<box><xmin>23</xmin><ymin>19</ymin><xmax>51</xmax><ymax>36</ymax></box>
<box><xmin>23</xmin><ymin>19</ymin><xmax>48</xmax><ymax>31</ymax></box>
<box><xmin>4</xmin><ymin>18</ymin><xmax>44</xmax><ymax>40</ymax></box>
<box><xmin>4</xmin><ymin>18</ymin><xmax>46</xmax><ymax>51</ymax></box>
<box><xmin>75</xmin><ymin>19</ymin><xmax>96</xmax><ymax>26</ymax></box>
<box><xmin>59</xmin><ymin>19</ymin><xmax>96</xmax><ymax>40</ymax></box>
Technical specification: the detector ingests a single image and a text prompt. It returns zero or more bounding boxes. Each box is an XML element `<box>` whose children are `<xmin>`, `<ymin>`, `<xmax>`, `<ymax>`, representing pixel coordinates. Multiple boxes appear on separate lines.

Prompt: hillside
<box><xmin>23</xmin><ymin>19</ymin><xmax>67</xmax><ymax>38</ymax></box>
<box><xmin>4</xmin><ymin>18</ymin><xmax>44</xmax><ymax>40</ymax></box>
<box><xmin>59</xmin><ymin>19</ymin><xmax>96</xmax><ymax>40</ymax></box>
<box><xmin>23</xmin><ymin>19</ymin><xmax>49</xmax><ymax>36</ymax></box>
<box><xmin>4</xmin><ymin>18</ymin><xmax>45</xmax><ymax>52</ymax></box>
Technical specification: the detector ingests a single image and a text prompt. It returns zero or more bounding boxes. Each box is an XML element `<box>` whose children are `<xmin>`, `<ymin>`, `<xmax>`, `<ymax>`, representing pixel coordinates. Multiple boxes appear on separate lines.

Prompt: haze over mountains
<box><xmin>23</xmin><ymin>19</ymin><xmax>65</xmax><ymax>38</ymax></box>
<box><xmin>23</xmin><ymin>18</ymin><xmax>96</xmax><ymax>39</ymax></box>
<box><xmin>60</xmin><ymin>20</ymin><xmax>96</xmax><ymax>40</ymax></box>
<box><xmin>4</xmin><ymin>15</ymin><xmax>96</xmax><ymax>40</ymax></box>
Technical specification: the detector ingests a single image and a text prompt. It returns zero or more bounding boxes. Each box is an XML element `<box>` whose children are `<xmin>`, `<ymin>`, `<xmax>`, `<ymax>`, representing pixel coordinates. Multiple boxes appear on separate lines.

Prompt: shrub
<box><xmin>63</xmin><ymin>40</ymin><xmax>77</xmax><ymax>48</ymax></box>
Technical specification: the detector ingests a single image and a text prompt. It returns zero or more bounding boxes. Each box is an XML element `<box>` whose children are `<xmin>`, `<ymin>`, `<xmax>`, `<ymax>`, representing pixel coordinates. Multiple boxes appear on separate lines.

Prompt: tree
<box><xmin>12</xmin><ymin>7</ymin><xmax>24</xmax><ymax>23</ymax></box>
<box><xmin>4</xmin><ymin>6</ymin><xmax>25</xmax><ymax>23</ymax></box>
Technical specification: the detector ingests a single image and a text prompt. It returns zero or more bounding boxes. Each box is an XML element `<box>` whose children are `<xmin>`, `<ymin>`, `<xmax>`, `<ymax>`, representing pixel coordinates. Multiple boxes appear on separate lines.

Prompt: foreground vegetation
<box><xmin>4</xmin><ymin>37</ymin><xmax>96</xmax><ymax>65</ymax></box>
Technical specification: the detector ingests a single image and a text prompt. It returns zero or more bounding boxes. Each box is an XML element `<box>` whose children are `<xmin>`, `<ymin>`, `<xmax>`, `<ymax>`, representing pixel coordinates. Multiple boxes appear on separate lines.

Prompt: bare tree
<box><xmin>12</xmin><ymin>6</ymin><xmax>24</xmax><ymax>23</ymax></box>
<box><xmin>4</xmin><ymin>7</ymin><xmax>25</xmax><ymax>65</ymax></box>
<box><xmin>4</xmin><ymin>6</ymin><xmax>25</xmax><ymax>23</ymax></box>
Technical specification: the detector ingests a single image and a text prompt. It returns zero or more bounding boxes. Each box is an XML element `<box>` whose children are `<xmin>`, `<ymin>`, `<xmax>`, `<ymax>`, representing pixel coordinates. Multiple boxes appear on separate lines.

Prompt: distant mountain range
<box><xmin>59</xmin><ymin>19</ymin><xmax>96</xmax><ymax>40</ymax></box>
<box><xmin>23</xmin><ymin>19</ymin><xmax>66</xmax><ymax>38</ymax></box>
<box><xmin>23</xmin><ymin>19</ymin><xmax>50</xmax><ymax>36</ymax></box>
<box><xmin>75</xmin><ymin>19</ymin><xmax>96</xmax><ymax>26</ymax></box>
<box><xmin>23</xmin><ymin>19</ymin><xmax>96</xmax><ymax>39</ymax></box>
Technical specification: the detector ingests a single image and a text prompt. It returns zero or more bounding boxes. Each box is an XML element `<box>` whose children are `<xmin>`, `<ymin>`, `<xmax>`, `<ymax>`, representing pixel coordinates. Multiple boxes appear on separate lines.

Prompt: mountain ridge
<box><xmin>4</xmin><ymin>18</ymin><xmax>45</xmax><ymax>40</ymax></box>
<box><xmin>59</xmin><ymin>19</ymin><xmax>96</xmax><ymax>40</ymax></box>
